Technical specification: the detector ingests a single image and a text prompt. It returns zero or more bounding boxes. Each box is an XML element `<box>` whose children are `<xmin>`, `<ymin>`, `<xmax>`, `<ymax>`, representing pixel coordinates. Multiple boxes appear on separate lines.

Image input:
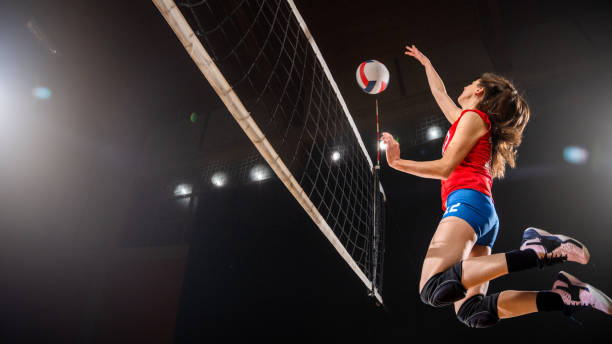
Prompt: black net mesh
<box><xmin>175</xmin><ymin>0</ymin><xmax>385</xmax><ymax>296</ymax></box>
<box><xmin>412</xmin><ymin>114</ymin><xmax>451</xmax><ymax>146</ymax></box>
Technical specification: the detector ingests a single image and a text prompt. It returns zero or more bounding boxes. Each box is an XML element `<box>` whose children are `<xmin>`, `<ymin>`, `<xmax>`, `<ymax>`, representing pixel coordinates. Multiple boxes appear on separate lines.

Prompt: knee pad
<box><xmin>456</xmin><ymin>293</ymin><xmax>500</xmax><ymax>328</ymax></box>
<box><xmin>420</xmin><ymin>261</ymin><xmax>466</xmax><ymax>307</ymax></box>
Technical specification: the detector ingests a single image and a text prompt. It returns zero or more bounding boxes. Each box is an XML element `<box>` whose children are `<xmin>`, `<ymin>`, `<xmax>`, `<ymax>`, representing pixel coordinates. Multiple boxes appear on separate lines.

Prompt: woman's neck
<box><xmin>461</xmin><ymin>97</ymin><xmax>481</xmax><ymax>111</ymax></box>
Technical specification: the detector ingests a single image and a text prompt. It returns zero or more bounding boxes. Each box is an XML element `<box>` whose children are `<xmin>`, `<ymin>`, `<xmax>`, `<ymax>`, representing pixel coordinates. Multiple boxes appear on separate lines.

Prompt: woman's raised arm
<box><xmin>405</xmin><ymin>45</ymin><xmax>461</xmax><ymax>124</ymax></box>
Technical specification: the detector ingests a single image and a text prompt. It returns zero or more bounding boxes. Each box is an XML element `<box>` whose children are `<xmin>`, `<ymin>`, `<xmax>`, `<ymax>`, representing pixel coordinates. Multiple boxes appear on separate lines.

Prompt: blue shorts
<box><xmin>442</xmin><ymin>188</ymin><xmax>499</xmax><ymax>248</ymax></box>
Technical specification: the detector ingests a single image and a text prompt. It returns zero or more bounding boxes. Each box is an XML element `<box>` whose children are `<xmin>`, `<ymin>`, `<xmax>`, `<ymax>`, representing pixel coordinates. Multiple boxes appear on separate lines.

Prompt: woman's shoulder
<box><xmin>460</xmin><ymin>109</ymin><xmax>489</xmax><ymax>119</ymax></box>
<box><xmin>457</xmin><ymin>109</ymin><xmax>491</xmax><ymax>131</ymax></box>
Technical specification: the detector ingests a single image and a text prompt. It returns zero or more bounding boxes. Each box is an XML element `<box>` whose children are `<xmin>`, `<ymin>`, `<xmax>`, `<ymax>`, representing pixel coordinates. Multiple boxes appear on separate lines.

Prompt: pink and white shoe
<box><xmin>552</xmin><ymin>271</ymin><xmax>612</xmax><ymax>319</ymax></box>
<box><xmin>520</xmin><ymin>227</ymin><xmax>590</xmax><ymax>268</ymax></box>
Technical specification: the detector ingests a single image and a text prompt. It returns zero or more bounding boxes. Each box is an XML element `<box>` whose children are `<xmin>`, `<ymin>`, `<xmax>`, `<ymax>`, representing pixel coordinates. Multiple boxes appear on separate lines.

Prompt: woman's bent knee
<box><xmin>420</xmin><ymin>261</ymin><xmax>466</xmax><ymax>307</ymax></box>
<box><xmin>456</xmin><ymin>293</ymin><xmax>500</xmax><ymax>328</ymax></box>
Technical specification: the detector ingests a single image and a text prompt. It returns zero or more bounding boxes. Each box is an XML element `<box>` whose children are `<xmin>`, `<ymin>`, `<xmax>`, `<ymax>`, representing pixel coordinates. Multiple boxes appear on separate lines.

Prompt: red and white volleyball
<box><xmin>356</xmin><ymin>60</ymin><xmax>389</xmax><ymax>94</ymax></box>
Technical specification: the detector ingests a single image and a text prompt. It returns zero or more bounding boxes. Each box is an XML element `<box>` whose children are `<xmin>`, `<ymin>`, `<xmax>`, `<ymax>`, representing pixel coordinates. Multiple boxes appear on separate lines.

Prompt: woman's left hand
<box><xmin>381</xmin><ymin>132</ymin><xmax>400</xmax><ymax>167</ymax></box>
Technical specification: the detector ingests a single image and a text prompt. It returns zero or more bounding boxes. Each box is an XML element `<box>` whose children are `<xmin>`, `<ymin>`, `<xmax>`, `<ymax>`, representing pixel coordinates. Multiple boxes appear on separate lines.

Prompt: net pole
<box><xmin>152</xmin><ymin>0</ymin><xmax>383</xmax><ymax>304</ymax></box>
<box><xmin>371</xmin><ymin>165</ymin><xmax>381</xmax><ymax>299</ymax></box>
<box><xmin>376</xmin><ymin>99</ymin><xmax>380</xmax><ymax>166</ymax></box>
<box><xmin>370</xmin><ymin>99</ymin><xmax>381</xmax><ymax>299</ymax></box>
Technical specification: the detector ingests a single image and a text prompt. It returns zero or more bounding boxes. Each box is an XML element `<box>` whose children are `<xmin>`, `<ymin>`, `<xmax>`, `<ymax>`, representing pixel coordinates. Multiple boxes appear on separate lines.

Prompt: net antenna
<box><xmin>153</xmin><ymin>0</ymin><xmax>386</xmax><ymax>304</ymax></box>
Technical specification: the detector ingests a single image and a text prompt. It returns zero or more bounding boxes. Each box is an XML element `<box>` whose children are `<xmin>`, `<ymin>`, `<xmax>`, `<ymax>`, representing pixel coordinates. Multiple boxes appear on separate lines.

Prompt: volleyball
<box><xmin>356</xmin><ymin>60</ymin><xmax>389</xmax><ymax>94</ymax></box>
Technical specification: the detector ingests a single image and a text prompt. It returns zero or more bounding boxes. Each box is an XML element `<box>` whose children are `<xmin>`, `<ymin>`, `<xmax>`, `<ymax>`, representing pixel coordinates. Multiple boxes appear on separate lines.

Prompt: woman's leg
<box><xmin>450</xmin><ymin>245</ymin><xmax>538</xmax><ymax>327</ymax></box>
<box><xmin>497</xmin><ymin>271</ymin><xmax>612</xmax><ymax>319</ymax></box>
<box><xmin>460</xmin><ymin>251</ymin><xmax>508</xmax><ymax>289</ymax></box>
<box><xmin>451</xmin><ymin>244</ymin><xmax>506</xmax><ymax>328</ymax></box>
<box><xmin>418</xmin><ymin>216</ymin><xmax>476</xmax><ymax>294</ymax></box>
<box><xmin>459</xmin><ymin>226</ymin><xmax>590</xmax><ymax>289</ymax></box>
<box><xmin>496</xmin><ymin>291</ymin><xmax>538</xmax><ymax>318</ymax></box>
<box><xmin>454</xmin><ymin>245</ymin><xmax>539</xmax><ymax>319</ymax></box>
<box><xmin>419</xmin><ymin>215</ymin><xmax>511</xmax><ymax>295</ymax></box>
<box><xmin>453</xmin><ymin>244</ymin><xmax>492</xmax><ymax>314</ymax></box>
<box><xmin>421</xmin><ymin>224</ymin><xmax>590</xmax><ymax>295</ymax></box>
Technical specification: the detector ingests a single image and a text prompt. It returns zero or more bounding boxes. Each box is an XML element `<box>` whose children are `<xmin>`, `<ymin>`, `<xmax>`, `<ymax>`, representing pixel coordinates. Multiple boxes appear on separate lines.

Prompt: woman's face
<box><xmin>458</xmin><ymin>79</ymin><xmax>483</xmax><ymax>107</ymax></box>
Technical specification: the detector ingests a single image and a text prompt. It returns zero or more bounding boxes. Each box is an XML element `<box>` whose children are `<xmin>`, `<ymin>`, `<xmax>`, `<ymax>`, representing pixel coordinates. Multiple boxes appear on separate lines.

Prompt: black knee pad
<box><xmin>456</xmin><ymin>293</ymin><xmax>500</xmax><ymax>328</ymax></box>
<box><xmin>420</xmin><ymin>261</ymin><xmax>466</xmax><ymax>307</ymax></box>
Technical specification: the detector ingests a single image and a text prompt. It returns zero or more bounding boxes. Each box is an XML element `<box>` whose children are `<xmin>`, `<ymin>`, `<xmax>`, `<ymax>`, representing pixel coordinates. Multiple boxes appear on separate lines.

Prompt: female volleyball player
<box><xmin>380</xmin><ymin>45</ymin><xmax>612</xmax><ymax>328</ymax></box>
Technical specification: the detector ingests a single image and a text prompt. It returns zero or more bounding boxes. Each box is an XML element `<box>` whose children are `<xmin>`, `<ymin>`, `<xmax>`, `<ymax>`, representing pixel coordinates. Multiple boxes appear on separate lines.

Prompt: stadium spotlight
<box><xmin>426</xmin><ymin>126</ymin><xmax>443</xmax><ymax>141</ymax></box>
<box><xmin>211</xmin><ymin>172</ymin><xmax>227</xmax><ymax>187</ymax></box>
<box><xmin>250</xmin><ymin>165</ymin><xmax>271</xmax><ymax>182</ymax></box>
<box><xmin>174</xmin><ymin>183</ymin><xmax>193</xmax><ymax>196</ymax></box>
<box><xmin>331</xmin><ymin>151</ymin><xmax>341</xmax><ymax>161</ymax></box>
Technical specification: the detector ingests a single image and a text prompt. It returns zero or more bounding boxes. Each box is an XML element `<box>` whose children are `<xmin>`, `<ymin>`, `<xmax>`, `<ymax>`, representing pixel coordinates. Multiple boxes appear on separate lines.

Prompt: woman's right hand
<box><xmin>404</xmin><ymin>45</ymin><xmax>430</xmax><ymax>67</ymax></box>
<box><xmin>381</xmin><ymin>132</ymin><xmax>400</xmax><ymax>167</ymax></box>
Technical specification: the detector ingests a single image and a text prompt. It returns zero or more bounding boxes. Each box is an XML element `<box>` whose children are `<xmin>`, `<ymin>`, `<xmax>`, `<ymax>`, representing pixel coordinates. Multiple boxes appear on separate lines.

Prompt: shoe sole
<box><xmin>525</xmin><ymin>227</ymin><xmax>590</xmax><ymax>264</ymax></box>
<box><xmin>559</xmin><ymin>271</ymin><xmax>612</xmax><ymax>315</ymax></box>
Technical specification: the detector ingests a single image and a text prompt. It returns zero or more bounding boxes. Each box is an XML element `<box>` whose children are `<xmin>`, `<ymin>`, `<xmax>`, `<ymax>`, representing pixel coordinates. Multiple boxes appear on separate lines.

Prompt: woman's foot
<box><xmin>520</xmin><ymin>227</ymin><xmax>589</xmax><ymax>268</ymax></box>
<box><xmin>552</xmin><ymin>271</ymin><xmax>612</xmax><ymax>317</ymax></box>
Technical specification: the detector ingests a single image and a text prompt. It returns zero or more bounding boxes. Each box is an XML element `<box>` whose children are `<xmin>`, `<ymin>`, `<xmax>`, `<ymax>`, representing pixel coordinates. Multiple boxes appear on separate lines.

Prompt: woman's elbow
<box><xmin>439</xmin><ymin>165</ymin><xmax>454</xmax><ymax>180</ymax></box>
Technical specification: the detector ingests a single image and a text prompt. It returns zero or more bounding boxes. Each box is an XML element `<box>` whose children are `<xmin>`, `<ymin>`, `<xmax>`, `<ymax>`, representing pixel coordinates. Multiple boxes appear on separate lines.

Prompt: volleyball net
<box><xmin>153</xmin><ymin>0</ymin><xmax>385</xmax><ymax>303</ymax></box>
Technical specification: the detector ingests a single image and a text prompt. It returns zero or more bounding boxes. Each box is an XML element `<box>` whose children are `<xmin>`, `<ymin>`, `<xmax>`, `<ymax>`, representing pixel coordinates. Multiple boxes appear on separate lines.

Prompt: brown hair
<box><xmin>476</xmin><ymin>73</ymin><xmax>530</xmax><ymax>179</ymax></box>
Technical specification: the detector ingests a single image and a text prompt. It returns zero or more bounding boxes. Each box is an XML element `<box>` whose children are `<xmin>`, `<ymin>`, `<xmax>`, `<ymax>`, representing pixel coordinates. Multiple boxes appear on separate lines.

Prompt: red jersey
<box><xmin>441</xmin><ymin>109</ymin><xmax>493</xmax><ymax>211</ymax></box>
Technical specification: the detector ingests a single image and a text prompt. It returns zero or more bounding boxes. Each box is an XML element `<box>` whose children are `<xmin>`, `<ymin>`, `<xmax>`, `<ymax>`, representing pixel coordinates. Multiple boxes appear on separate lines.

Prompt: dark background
<box><xmin>1</xmin><ymin>0</ymin><xmax>612</xmax><ymax>342</ymax></box>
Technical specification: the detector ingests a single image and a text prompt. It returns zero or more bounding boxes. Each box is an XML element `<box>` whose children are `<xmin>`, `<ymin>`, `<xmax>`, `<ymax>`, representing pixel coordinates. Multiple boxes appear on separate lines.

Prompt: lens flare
<box><xmin>32</xmin><ymin>86</ymin><xmax>52</xmax><ymax>100</ymax></box>
<box><xmin>563</xmin><ymin>146</ymin><xmax>589</xmax><ymax>165</ymax></box>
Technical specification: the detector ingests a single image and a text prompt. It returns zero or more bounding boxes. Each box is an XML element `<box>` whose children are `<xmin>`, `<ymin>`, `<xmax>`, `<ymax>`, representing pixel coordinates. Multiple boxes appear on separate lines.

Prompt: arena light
<box><xmin>250</xmin><ymin>165</ymin><xmax>271</xmax><ymax>182</ymax></box>
<box><xmin>563</xmin><ymin>146</ymin><xmax>589</xmax><ymax>165</ymax></box>
<box><xmin>174</xmin><ymin>183</ymin><xmax>193</xmax><ymax>196</ymax></box>
<box><xmin>331</xmin><ymin>151</ymin><xmax>341</xmax><ymax>162</ymax></box>
<box><xmin>426</xmin><ymin>126</ymin><xmax>443</xmax><ymax>141</ymax></box>
<box><xmin>211</xmin><ymin>172</ymin><xmax>227</xmax><ymax>187</ymax></box>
